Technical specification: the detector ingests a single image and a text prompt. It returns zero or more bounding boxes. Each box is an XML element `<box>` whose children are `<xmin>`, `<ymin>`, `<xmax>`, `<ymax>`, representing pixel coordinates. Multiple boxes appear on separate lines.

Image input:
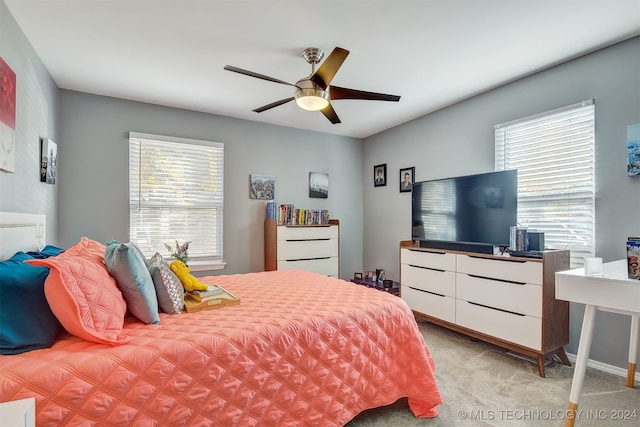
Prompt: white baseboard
<box><xmin>566</xmin><ymin>352</ymin><xmax>640</xmax><ymax>382</ymax></box>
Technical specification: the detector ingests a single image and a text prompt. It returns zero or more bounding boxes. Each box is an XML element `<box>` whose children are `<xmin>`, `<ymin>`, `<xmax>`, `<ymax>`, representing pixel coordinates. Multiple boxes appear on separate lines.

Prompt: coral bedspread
<box><xmin>0</xmin><ymin>270</ymin><xmax>441</xmax><ymax>426</ymax></box>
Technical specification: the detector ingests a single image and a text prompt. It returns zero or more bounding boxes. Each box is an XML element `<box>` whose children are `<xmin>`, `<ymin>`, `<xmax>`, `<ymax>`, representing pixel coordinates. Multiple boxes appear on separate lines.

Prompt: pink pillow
<box><xmin>26</xmin><ymin>238</ymin><xmax>130</xmax><ymax>346</ymax></box>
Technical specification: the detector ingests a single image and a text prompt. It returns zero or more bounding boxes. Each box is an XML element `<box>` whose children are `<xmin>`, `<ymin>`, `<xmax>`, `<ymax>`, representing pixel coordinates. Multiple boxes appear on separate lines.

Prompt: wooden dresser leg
<box><xmin>557</xmin><ymin>347</ymin><xmax>571</xmax><ymax>366</ymax></box>
<box><xmin>536</xmin><ymin>355</ymin><xmax>546</xmax><ymax>377</ymax></box>
<box><xmin>565</xmin><ymin>401</ymin><xmax>578</xmax><ymax>427</ymax></box>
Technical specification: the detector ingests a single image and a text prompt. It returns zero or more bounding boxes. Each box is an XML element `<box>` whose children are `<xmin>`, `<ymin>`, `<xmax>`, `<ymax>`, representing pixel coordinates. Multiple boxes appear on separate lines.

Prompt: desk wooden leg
<box><xmin>566</xmin><ymin>304</ymin><xmax>597</xmax><ymax>426</ymax></box>
<box><xmin>627</xmin><ymin>315</ymin><xmax>639</xmax><ymax>388</ymax></box>
<box><xmin>565</xmin><ymin>401</ymin><xmax>579</xmax><ymax>427</ymax></box>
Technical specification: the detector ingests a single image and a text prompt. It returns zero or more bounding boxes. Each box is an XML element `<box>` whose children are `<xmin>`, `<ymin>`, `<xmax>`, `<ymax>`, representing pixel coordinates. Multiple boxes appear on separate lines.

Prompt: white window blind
<box><xmin>495</xmin><ymin>100</ymin><xmax>595</xmax><ymax>268</ymax></box>
<box><xmin>129</xmin><ymin>132</ymin><xmax>224</xmax><ymax>269</ymax></box>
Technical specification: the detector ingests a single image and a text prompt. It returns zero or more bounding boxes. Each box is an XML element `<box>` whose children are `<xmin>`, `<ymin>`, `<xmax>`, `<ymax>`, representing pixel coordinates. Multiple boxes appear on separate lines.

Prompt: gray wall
<box><xmin>0</xmin><ymin>1</ymin><xmax>59</xmax><ymax>241</ymax></box>
<box><xmin>3</xmin><ymin>0</ymin><xmax>639</xmax><ymax>374</ymax></box>
<box><xmin>57</xmin><ymin>90</ymin><xmax>363</xmax><ymax>278</ymax></box>
<box><xmin>363</xmin><ymin>36</ymin><xmax>640</xmax><ymax>370</ymax></box>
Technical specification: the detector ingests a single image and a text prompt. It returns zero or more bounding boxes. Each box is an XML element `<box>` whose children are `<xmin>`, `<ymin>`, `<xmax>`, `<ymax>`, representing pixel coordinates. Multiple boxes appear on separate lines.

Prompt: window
<box><xmin>129</xmin><ymin>132</ymin><xmax>224</xmax><ymax>271</ymax></box>
<box><xmin>495</xmin><ymin>100</ymin><xmax>595</xmax><ymax>268</ymax></box>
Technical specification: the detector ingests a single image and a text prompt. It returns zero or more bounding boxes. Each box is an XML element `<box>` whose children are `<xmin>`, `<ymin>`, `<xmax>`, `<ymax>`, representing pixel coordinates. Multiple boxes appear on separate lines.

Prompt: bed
<box><xmin>0</xmin><ymin>213</ymin><xmax>442</xmax><ymax>426</ymax></box>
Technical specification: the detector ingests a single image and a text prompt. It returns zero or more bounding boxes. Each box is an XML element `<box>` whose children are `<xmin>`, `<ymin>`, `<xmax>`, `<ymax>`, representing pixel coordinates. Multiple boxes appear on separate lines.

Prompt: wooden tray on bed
<box><xmin>183</xmin><ymin>285</ymin><xmax>240</xmax><ymax>313</ymax></box>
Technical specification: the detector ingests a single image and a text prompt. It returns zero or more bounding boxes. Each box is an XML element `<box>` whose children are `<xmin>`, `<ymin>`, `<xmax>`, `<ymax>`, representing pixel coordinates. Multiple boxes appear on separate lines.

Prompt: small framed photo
<box><xmin>374</xmin><ymin>164</ymin><xmax>387</xmax><ymax>187</ymax></box>
<box><xmin>399</xmin><ymin>166</ymin><xmax>414</xmax><ymax>192</ymax></box>
<box><xmin>309</xmin><ymin>172</ymin><xmax>329</xmax><ymax>198</ymax></box>
<box><xmin>353</xmin><ymin>272</ymin><xmax>363</xmax><ymax>281</ymax></box>
<box><xmin>250</xmin><ymin>174</ymin><xmax>275</xmax><ymax>200</ymax></box>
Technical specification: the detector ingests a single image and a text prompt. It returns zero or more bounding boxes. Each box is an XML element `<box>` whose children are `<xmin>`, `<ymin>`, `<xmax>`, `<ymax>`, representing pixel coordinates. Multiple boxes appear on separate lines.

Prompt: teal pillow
<box><xmin>0</xmin><ymin>252</ymin><xmax>62</xmax><ymax>354</ymax></box>
<box><xmin>104</xmin><ymin>241</ymin><xmax>160</xmax><ymax>324</ymax></box>
<box><xmin>27</xmin><ymin>245</ymin><xmax>65</xmax><ymax>259</ymax></box>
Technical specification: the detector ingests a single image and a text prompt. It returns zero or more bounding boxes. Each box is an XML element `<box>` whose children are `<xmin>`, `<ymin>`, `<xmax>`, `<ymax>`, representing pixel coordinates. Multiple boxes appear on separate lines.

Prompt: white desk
<box><xmin>556</xmin><ymin>259</ymin><xmax>640</xmax><ymax>427</ymax></box>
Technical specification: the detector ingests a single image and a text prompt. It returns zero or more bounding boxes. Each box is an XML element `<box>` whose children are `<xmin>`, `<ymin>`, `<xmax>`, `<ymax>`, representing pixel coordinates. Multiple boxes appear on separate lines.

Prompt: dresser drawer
<box><xmin>277</xmin><ymin>239</ymin><xmax>338</xmax><ymax>260</ymax></box>
<box><xmin>402</xmin><ymin>285</ymin><xmax>456</xmax><ymax>323</ymax></box>
<box><xmin>277</xmin><ymin>257</ymin><xmax>338</xmax><ymax>277</ymax></box>
<box><xmin>401</xmin><ymin>248</ymin><xmax>456</xmax><ymax>271</ymax></box>
<box><xmin>401</xmin><ymin>263</ymin><xmax>455</xmax><ymax>297</ymax></box>
<box><xmin>456</xmin><ymin>254</ymin><xmax>542</xmax><ymax>285</ymax></box>
<box><xmin>456</xmin><ymin>273</ymin><xmax>542</xmax><ymax>317</ymax></box>
<box><xmin>456</xmin><ymin>299</ymin><xmax>542</xmax><ymax>350</ymax></box>
<box><xmin>278</xmin><ymin>225</ymin><xmax>338</xmax><ymax>240</ymax></box>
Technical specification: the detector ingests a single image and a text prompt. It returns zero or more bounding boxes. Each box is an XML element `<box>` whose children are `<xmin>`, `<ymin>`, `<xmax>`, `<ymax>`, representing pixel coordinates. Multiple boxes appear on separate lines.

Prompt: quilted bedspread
<box><xmin>0</xmin><ymin>270</ymin><xmax>442</xmax><ymax>426</ymax></box>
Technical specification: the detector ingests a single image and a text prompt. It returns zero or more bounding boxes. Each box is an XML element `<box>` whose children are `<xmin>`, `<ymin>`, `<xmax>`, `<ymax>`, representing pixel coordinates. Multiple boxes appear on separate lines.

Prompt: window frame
<box><xmin>128</xmin><ymin>132</ymin><xmax>225</xmax><ymax>271</ymax></box>
<box><xmin>495</xmin><ymin>100</ymin><xmax>595</xmax><ymax>267</ymax></box>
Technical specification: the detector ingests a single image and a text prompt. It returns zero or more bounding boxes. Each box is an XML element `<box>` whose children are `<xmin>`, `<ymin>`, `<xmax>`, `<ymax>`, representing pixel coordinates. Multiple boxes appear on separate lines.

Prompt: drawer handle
<box><xmin>409</xmin><ymin>249</ymin><xmax>447</xmax><ymax>255</ymax></box>
<box><xmin>466</xmin><ymin>274</ymin><xmax>526</xmax><ymax>286</ymax></box>
<box><xmin>286</xmin><ymin>238</ymin><xmax>331</xmax><ymax>242</ymax></box>
<box><xmin>467</xmin><ymin>301</ymin><xmax>525</xmax><ymax>317</ymax></box>
<box><xmin>467</xmin><ymin>254</ymin><xmax>527</xmax><ymax>263</ymax></box>
<box><xmin>408</xmin><ymin>286</ymin><xmax>445</xmax><ymax>298</ymax></box>
<box><xmin>285</xmin><ymin>257</ymin><xmax>331</xmax><ymax>262</ymax></box>
<box><xmin>408</xmin><ymin>264</ymin><xmax>445</xmax><ymax>273</ymax></box>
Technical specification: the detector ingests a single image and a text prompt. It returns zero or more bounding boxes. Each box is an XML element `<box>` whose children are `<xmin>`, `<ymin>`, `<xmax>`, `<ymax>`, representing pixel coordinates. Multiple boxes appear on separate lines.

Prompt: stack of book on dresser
<box><xmin>184</xmin><ymin>284</ymin><xmax>240</xmax><ymax>313</ymax></box>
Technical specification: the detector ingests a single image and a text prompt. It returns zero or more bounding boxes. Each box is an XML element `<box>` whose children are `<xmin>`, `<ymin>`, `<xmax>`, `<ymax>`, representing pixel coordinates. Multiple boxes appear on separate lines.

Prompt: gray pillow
<box><xmin>148</xmin><ymin>252</ymin><xmax>185</xmax><ymax>314</ymax></box>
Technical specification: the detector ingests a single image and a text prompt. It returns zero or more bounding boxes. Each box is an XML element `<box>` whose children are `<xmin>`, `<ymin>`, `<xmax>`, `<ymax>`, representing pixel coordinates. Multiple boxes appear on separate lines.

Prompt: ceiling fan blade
<box><xmin>320</xmin><ymin>103</ymin><xmax>341</xmax><ymax>124</ymax></box>
<box><xmin>253</xmin><ymin>97</ymin><xmax>295</xmax><ymax>113</ymax></box>
<box><xmin>310</xmin><ymin>47</ymin><xmax>350</xmax><ymax>90</ymax></box>
<box><xmin>330</xmin><ymin>85</ymin><xmax>401</xmax><ymax>102</ymax></box>
<box><xmin>224</xmin><ymin>65</ymin><xmax>297</xmax><ymax>87</ymax></box>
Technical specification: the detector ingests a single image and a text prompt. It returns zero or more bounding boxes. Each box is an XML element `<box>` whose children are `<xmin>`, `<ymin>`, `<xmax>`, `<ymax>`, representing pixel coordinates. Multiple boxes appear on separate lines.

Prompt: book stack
<box><xmin>277</xmin><ymin>204</ymin><xmax>329</xmax><ymax>225</ymax></box>
<box><xmin>184</xmin><ymin>284</ymin><xmax>240</xmax><ymax>312</ymax></box>
<box><xmin>627</xmin><ymin>237</ymin><xmax>640</xmax><ymax>280</ymax></box>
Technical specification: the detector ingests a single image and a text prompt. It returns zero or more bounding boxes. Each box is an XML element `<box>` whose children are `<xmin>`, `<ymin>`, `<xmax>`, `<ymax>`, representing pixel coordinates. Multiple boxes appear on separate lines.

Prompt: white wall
<box><xmin>363</xmin><ymin>36</ymin><xmax>640</xmax><ymax>370</ymax></box>
<box><xmin>57</xmin><ymin>90</ymin><xmax>364</xmax><ymax>278</ymax></box>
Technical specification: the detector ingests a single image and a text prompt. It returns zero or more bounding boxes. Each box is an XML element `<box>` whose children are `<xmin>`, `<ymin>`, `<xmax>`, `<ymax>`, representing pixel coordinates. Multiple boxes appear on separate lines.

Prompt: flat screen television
<box><xmin>411</xmin><ymin>170</ymin><xmax>517</xmax><ymax>254</ymax></box>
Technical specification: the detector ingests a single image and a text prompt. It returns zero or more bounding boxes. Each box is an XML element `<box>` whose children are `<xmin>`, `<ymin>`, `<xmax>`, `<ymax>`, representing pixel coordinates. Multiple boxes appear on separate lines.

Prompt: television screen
<box><xmin>411</xmin><ymin>170</ymin><xmax>517</xmax><ymax>249</ymax></box>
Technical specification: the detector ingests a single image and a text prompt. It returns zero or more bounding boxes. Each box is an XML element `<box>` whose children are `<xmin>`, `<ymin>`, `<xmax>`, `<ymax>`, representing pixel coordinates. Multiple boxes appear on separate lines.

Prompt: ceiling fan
<box><xmin>223</xmin><ymin>47</ymin><xmax>401</xmax><ymax>124</ymax></box>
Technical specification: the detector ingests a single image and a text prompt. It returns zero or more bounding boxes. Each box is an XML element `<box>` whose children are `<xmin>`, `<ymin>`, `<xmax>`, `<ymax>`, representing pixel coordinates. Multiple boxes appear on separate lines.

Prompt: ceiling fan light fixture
<box><xmin>295</xmin><ymin>87</ymin><xmax>329</xmax><ymax>111</ymax></box>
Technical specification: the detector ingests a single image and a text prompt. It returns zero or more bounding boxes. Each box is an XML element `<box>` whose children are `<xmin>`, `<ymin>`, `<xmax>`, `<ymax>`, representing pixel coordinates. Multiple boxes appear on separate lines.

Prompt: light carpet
<box><xmin>347</xmin><ymin>319</ymin><xmax>639</xmax><ymax>426</ymax></box>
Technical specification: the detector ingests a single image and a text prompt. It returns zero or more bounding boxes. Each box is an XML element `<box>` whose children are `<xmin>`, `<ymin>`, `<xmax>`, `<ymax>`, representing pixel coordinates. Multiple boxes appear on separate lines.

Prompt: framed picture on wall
<box><xmin>309</xmin><ymin>172</ymin><xmax>329</xmax><ymax>198</ymax></box>
<box><xmin>40</xmin><ymin>138</ymin><xmax>57</xmax><ymax>184</ymax></box>
<box><xmin>399</xmin><ymin>167</ymin><xmax>414</xmax><ymax>192</ymax></box>
<box><xmin>249</xmin><ymin>174</ymin><xmax>275</xmax><ymax>200</ymax></box>
<box><xmin>374</xmin><ymin>164</ymin><xmax>386</xmax><ymax>187</ymax></box>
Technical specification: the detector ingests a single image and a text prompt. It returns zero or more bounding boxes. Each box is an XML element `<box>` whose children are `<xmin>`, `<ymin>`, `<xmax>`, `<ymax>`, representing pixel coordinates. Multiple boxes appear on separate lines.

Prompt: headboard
<box><xmin>0</xmin><ymin>212</ymin><xmax>46</xmax><ymax>260</ymax></box>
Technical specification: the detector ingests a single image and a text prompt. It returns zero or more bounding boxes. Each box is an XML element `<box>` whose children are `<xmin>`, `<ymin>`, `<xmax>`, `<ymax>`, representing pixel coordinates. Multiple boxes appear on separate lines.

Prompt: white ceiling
<box><xmin>6</xmin><ymin>0</ymin><xmax>640</xmax><ymax>139</ymax></box>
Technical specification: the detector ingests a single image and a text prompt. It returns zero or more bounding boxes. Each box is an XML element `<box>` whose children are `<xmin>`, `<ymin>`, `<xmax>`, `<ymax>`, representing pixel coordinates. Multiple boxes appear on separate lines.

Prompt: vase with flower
<box><xmin>165</xmin><ymin>240</ymin><xmax>191</xmax><ymax>265</ymax></box>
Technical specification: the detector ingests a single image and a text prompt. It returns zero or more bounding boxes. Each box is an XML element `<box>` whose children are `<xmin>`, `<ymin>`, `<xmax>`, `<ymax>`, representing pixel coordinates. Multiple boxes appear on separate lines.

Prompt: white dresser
<box><xmin>400</xmin><ymin>241</ymin><xmax>570</xmax><ymax>376</ymax></box>
<box><xmin>265</xmin><ymin>219</ymin><xmax>339</xmax><ymax>277</ymax></box>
